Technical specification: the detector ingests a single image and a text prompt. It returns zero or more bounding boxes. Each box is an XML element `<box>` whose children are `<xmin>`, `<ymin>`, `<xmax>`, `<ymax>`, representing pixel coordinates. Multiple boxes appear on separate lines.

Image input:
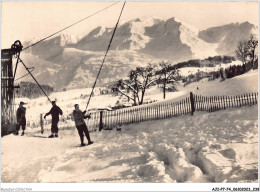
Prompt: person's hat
<box><xmin>20</xmin><ymin>101</ymin><xmax>25</xmax><ymax>105</ymax></box>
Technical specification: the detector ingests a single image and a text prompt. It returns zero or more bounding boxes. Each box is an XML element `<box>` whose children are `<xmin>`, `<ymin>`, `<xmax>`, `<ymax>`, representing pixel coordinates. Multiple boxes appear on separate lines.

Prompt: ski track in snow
<box><xmin>1</xmin><ymin>105</ymin><xmax>258</xmax><ymax>183</ymax></box>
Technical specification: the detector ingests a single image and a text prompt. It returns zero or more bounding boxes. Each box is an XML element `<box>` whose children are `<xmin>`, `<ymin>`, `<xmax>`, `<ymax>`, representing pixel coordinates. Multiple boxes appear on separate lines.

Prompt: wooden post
<box><xmin>223</xmin><ymin>96</ymin><xmax>226</xmax><ymax>109</ymax></box>
<box><xmin>99</xmin><ymin>110</ymin><xmax>103</xmax><ymax>131</ymax></box>
<box><xmin>173</xmin><ymin>102</ymin><xmax>176</xmax><ymax>116</ymax></box>
<box><xmin>190</xmin><ymin>92</ymin><xmax>195</xmax><ymax>115</ymax></box>
<box><xmin>251</xmin><ymin>93</ymin><xmax>255</xmax><ymax>105</ymax></box>
<box><xmin>40</xmin><ymin>114</ymin><xmax>44</xmax><ymax>134</ymax></box>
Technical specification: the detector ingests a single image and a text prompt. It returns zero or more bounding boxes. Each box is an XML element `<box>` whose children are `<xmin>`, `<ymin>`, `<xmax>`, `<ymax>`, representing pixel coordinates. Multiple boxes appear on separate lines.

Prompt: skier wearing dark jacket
<box><xmin>73</xmin><ymin>104</ymin><xmax>93</xmax><ymax>146</ymax></box>
<box><xmin>16</xmin><ymin>101</ymin><xmax>26</xmax><ymax>136</ymax></box>
<box><xmin>44</xmin><ymin>101</ymin><xmax>63</xmax><ymax>138</ymax></box>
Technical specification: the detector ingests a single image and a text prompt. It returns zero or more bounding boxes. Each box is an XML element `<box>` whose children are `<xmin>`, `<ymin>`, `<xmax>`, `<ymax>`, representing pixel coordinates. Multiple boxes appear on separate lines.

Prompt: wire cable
<box><xmin>14</xmin><ymin>67</ymin><xmax>35</xmax><ymax>81</ymax></box>
<box><xmin>85</xmin><ymin>1</ymin><xmax>126</xmax><ymax>110</ymax></box>
<box><xmin>22</xmin><ymin>1</ymin><xmax>121</xmax><ymax>51</ymax></box>
<box><xmin>19</xmin><ymin>58</ymin><xmax>52</xmax><ymax>103</ymax></box>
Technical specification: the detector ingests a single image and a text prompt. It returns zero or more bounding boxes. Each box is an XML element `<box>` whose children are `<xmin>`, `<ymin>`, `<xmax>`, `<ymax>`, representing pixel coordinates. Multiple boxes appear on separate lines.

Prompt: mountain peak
<box><xmin>59</xmin><ymin>33</ymin><xmax>79</xmax><ymax>46</ymax></box>
<box><xmin>129</xmin><ymin>16</ymin><xmax>163</xmax><ymax>26</ymax></box>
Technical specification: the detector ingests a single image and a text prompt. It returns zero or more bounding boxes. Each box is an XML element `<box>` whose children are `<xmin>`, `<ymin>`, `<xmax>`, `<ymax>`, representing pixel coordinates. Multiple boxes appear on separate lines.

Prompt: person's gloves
<box><xmin>84</xmin><ymin>114</ymin><xmax>91</xmax><ymax>119</ymax></box>
<box><xmin>44</xmin><ymin>115</ymin><xmax>46</xmax><ymax>119</ymax></box>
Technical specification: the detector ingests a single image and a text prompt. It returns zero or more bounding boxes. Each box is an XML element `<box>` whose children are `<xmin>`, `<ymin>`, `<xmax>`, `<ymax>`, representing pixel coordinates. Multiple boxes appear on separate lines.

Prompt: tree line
<box><xmin>16</xmin><ymin>81</ymin><xmax>54</xmax><ymax>99</ymax></box>
<box><xmin>236</xmin><ymin>34</ymin><xmax>258</xmax><ymax>67</ymax></box>
<box><xmin>173</xmin><ymin>55</ymin><xmax>235</xmax><ymax>69</ymax></box>
<box><xmin>220</xmin><ymin>35</ymin><xmax>258</xmax><ymax>80</ymax></box>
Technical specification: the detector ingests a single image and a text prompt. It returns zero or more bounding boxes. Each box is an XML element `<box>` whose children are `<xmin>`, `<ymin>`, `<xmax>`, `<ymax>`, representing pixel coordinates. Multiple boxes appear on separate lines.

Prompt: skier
<box><xmin>15</xmin><ymin>101</ymin><xmax>26</xmax><ymax>136</ymax></box>
<box><xmin>73</xmin><ymin>104</ymin><xmax>93</xmax><ymax>146</ymax></box>
<box><xmin>44</xmin><ymin>101</ymin><xmax>63</xmax><ymax>138</ymax></box>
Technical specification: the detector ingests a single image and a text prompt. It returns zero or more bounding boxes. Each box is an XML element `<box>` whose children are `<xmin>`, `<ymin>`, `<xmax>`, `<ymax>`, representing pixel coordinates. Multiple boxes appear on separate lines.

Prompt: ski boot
<box><xmin>13</xmin><ymin>131</ymin><xmax>19</xmax><ymax>136</ymax></box>
<box><xmin>88</xmin><ymin>141</ymin><xmax>94</xmax><ymax>145</ymax></box>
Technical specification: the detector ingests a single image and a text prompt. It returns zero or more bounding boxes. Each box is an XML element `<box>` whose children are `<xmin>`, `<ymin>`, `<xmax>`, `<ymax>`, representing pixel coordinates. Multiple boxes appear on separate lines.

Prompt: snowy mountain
<box><xmin>74</xmin><ymin>17</ymin><xmax>255</xmax><ymax>60</ymax></box>
<box><xmin>21</xmin><ymin>17</ymin><xmax>257</xmax><ymax>90</ymax></box>
<box><xmin>199</xmin><ymin>22</ymin><xmax>257</xmax><ymax>55</ymax></box>
<box><xmin>20</xmin><ymin>50</ymin><xmax>159</xmax><ymax>90</ymax></box>
<box><xmin>74</xmin><ymin>17</ymin><xmax>216</xmax><ymax>60</ymax></box>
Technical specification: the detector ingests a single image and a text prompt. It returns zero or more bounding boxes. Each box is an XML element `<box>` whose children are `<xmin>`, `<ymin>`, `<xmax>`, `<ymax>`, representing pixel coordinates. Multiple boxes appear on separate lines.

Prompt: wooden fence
<box><xmin>39</xmin><ymin>92</ymin><xmax>258</xmax><ymax>132</ymax></box>
<box><xmin>194</xmin><ymin>92</ymin><xmax>258</xmax><ymax>112</ymax></box>
<box><xmin>85</xmin><ymin>92</ymin><xmax>258</xmax><ymax>131</ymax></box>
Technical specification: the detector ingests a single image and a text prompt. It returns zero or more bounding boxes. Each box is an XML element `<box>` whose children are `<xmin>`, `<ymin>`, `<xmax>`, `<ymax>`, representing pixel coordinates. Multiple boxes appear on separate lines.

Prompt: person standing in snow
<box><xmin>44</xmin><ymin>101</ymin><xmax>63</xmax><ymax>138</ymax></box>
<box><xmin>15</xmin><ymin>101</ymin><xmax>26</xmax><ymax>136</ymax></box>
<box><xmin>73</xmin><ymin>104</ymin><xmax>93</xmax><ymax>146</ymax></box>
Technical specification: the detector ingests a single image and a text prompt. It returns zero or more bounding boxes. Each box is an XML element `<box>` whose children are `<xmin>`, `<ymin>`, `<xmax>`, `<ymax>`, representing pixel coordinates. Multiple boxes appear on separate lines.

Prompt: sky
<box><xmin>1</xmin><ymin>1</ymin><xmax>258</xmax><ymax>49</ymax></box>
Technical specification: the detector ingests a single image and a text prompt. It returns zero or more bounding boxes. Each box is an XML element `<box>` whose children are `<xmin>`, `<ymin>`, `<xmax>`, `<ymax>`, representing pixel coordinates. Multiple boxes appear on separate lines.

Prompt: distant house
<box><xmin>195</xmin><ymin>71</ymin><xmax>208</xmax><ymax>79</ymax></box>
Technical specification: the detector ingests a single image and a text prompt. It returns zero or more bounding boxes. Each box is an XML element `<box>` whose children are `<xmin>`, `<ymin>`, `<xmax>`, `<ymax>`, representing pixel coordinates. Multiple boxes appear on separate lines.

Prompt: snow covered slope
<box><xmin>181</xmin><ymin>69</ymin><xmax>258</xmax><ymax>96</ymax></box>
<box><xmin>14</xmin><ymin>69</ymin><xmax>258</xmax><ymax>127</ymax></box>
<box><xmin>3</xmin><ymin>68</ymin><xmax>257</xmax><ymax>183</ymax></box>
<box><xmin>1</xmin><ymin>105</ymin><xmax>257</xmax><ymax>183</ymax></box>
<box><xmin>176</xmin><ymin>18</ymin><xmax>218</xmax><ymax>59</ymax></box>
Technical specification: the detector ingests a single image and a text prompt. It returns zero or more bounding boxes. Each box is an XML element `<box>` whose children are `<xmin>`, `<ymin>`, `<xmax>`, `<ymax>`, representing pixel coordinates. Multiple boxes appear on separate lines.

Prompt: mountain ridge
<box><xmin>20</xmin><ymin>16</ymin><xmax>257</xmax><ymax>90</ymax></box>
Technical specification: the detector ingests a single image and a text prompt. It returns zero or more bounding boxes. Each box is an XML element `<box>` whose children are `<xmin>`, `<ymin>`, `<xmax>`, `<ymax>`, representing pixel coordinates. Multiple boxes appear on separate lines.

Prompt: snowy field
<box><xmin>15</xmin><ymin>69</ymin><xmax>258</xmax><ymax>126</ymax></box>
<box><xmin>177</xmin><ymin>60</ymin><xmax>244</xmax><ymax>77</ymax></box>
<box><xmin>2</xmin><ymin>69</ymin><xmax>258</xmax><ymax>183</ymax></box>
<box><xmin>1</xmin><ymin>105</ymin><xmax>258</xmax><ymax>183</ymax></box>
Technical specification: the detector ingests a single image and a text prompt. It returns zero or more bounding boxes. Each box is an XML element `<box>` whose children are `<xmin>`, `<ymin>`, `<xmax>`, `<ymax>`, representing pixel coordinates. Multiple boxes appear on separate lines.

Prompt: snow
<box><xmin>2</xmin><ymin>69</ymin><xmax>258</xmax><ymax>184</ymax></box>
<box><xmin>14</xmin><ymin>69</ymin><xmax>258</xmax><ymax>129</ymax></box>
<box><xmin>60</xmin><ymin>33</ymin><xmax>79</xmax><ymax>46</ymax></box>
<box><xmin>128</xmin><ymin>17</ymin><xmax>163</xmax><ymax>50</ymax></box>
<box><xmin>46</xmin><ymin>67</ymin><xmax>58</xmax><ymax>76</ymax></box>
<box><xmin>15</xmin><ymin>87</ymin><xmax>119</xmax><ymax>127</ymax></box>
<box><xmin>177</xmin><ymin>20</ymin><xmax>218</xmax><ymax>59</ymax></box>
<box><xmin>175</xmin><ymin>18</ymin><xmax>217</xmax><ymax>59</ymax></box>
<box><xmin>94</xmin><ymin>27</ymin><xmax>106</xmax><ymax>38</ymax></box>
<box><xmin>177</xmin><ymin>60</ymin><xmax>244</xmax><ymax>77</ymax></box>
<box><xmin>1</xmin><ymin>105</ymin><xmax>258</xmax><ymax>183</ymax></box>
<box><xmin>181</xmin><ymin>69</ymin><xmax>258</xmax><ymax>96</ymax></box>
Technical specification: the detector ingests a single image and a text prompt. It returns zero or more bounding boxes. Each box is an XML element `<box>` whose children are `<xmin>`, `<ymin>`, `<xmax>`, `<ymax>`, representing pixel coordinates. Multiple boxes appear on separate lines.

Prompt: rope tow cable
<box><xmin>85</xmin><ymin>1</ymin><xmax>126</xmax><ymax>111</ymax></box>
<box><xmin>22</xmin><ymin>1</ymin><xmax>121</xmax><ymax>51</ymax></box>
<box><xmin>19</xmin><ymin>58</ymin><xmax>52</xmax><ymax>103</ymax></box>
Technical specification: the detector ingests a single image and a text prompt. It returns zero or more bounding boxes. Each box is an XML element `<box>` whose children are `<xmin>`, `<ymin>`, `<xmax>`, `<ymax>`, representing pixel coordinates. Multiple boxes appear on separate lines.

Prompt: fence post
<box><xmin>99</xmin><ymin>110</ymin><xmax>103</xmax><ymax>131</ymax></box>
<box><xmin>190</xmin><ymin>92</ymin><xmax>195</xmax><ymax>115</ymax></box>
<box><xmin>40</xmin><ymin>114</ymin><xmax>44</xmax><ymax>134</ymax></box>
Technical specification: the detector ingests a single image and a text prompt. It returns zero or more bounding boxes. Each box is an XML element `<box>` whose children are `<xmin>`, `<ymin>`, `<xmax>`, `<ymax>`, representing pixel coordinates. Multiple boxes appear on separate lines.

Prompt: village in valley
<box><xmin>1</xmin><ymin>1</ymin><xmax>259</xmax><ymax>190</ymax></box>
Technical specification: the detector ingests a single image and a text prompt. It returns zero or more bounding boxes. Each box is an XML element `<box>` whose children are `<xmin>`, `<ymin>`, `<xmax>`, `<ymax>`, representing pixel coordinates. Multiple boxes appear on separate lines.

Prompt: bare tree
<box><xmin>235</xmin><ymin>40</ymin><xmax>249</xmax><ymax>65</ymax></box>
<box><xmin>111</xmin><ymin>64</ymin><xmax>156</xmax><ymax>105</ymax></box>
<box><xmin>111</xmin><ymin>79</ymin><xmax>135</xmax><ymax>103</ymax></box>
<box><xmin>157</xmin><ymin>61</ymin><xmax>177</xmax><ymax>99</ymax></box>
<box><xmin>248</xmin><ymin>34</ymin><xmax>258</xmax><ymax>68</ymax></box>
<box><xmin>236</xmin><ymin>34</ymin><xmax>258</xmax><ymax>68</ymax></box>
<box><xmin>135</xmin><ymin>63</ymin><xmax>157</xmax><ymax>104</ymax></box>
<box><xmin>128</xmin><ymin>70</ymin><xmax>140</xmax><ymax>105</ymax></box>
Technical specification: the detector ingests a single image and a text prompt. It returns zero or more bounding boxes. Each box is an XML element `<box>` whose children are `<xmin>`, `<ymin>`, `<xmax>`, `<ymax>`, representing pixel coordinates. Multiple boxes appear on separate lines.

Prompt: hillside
<box><xmin>2</xmin><ymin>64</ymin><xmax>258</xmax><ymax>184</ymax></box>
<box><xmin>14</xmin><ymin>69</ymin><xmax>258</xmax><ymax>130</ymax></box>
<box><xmin>19</xmin><ymin>17</ymin><xmax>257</xmax><ymax>90</ymax></box>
